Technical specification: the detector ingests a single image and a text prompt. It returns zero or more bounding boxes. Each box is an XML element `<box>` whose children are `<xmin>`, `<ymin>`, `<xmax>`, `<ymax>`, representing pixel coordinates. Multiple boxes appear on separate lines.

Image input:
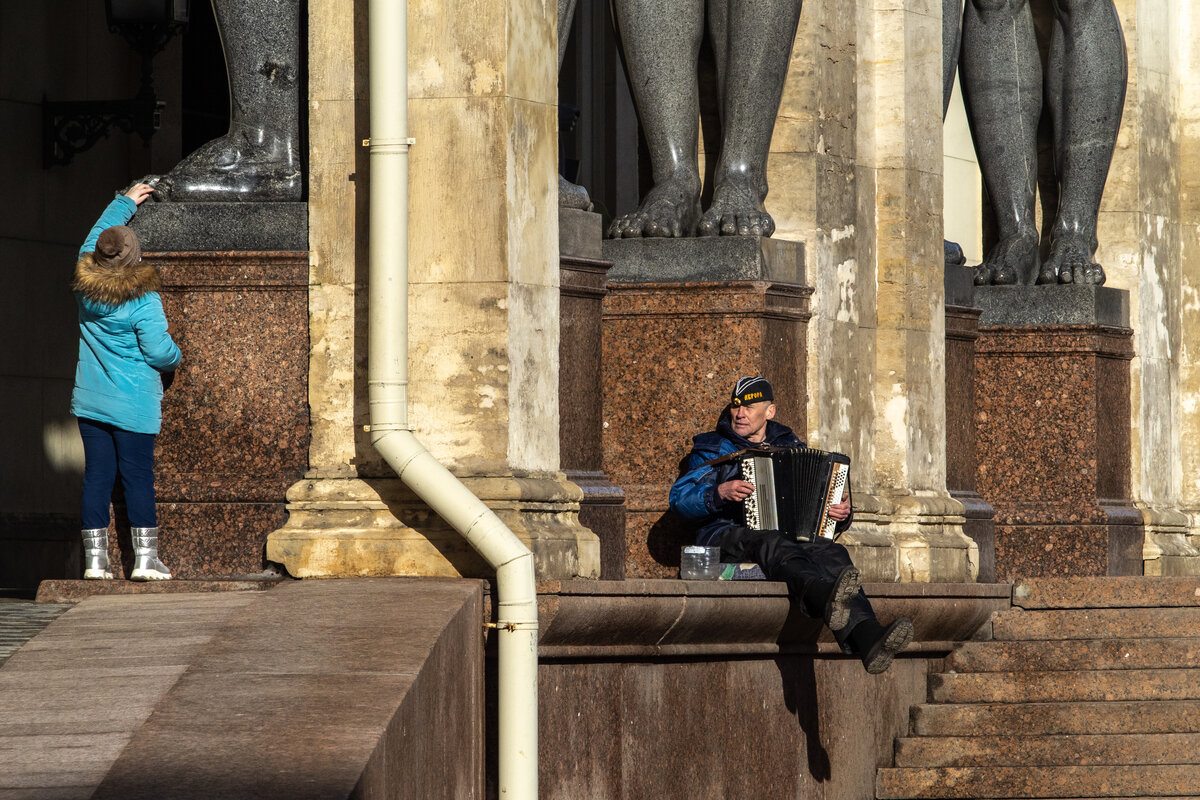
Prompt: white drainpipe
<box><xmin>366</xmin><ymin>1</ymin><xmax>539</xmax><ymax>796</ymax></box>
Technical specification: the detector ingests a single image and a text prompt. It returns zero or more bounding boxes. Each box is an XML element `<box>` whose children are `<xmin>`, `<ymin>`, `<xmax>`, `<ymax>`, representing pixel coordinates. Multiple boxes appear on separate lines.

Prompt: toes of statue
<box><xmin>1087</xmin><ymin>263</ymin><xmax>1106</xmax><ymax>285</ymax></box>
<box><xmin>973</xmin><ymin>264</ymin><xmax>995</xmax><ymax>286</ymax></box>
<box><xmin>993</xmin><ymin>264</ymin><xmax>1018</xmax><ymax>285</ymax></box>
<box><xmin>1036</xmin><ymin>266</ymin><xmax>1058</xmax><ymax>285</ymax></box>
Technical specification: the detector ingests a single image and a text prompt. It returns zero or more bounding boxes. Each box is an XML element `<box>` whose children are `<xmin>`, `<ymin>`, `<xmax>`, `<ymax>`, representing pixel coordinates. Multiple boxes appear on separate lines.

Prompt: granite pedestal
<box><xmin>560</xmin><ymin>209</ymin><xmax>627</xmax><ymax>580</ymax></box>
<box><xmin>944</xmin><ymin>265</ymin><xmax>996</xmax><ymax>582</ymax></box>
<box><xmin>974</xmin><ymin>285</ymin><xmax>1142</xmax><ymax>580</ymax></box>
<box><xmin>600</xmin><ymin>237</ymin><xmax>810</xmax><ymax>579</ymax></box>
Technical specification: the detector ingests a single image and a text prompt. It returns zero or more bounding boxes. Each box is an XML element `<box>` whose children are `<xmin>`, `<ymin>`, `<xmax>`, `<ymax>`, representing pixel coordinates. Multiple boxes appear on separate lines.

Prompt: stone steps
<box><xmin>992</xmin><ymin>607</ymin><xmax>1200</xmax><ymax>641</ymax></box>
<box><xmin>893</xmin><ymin>733</ymin><xmax>1200</xmax><ymax>768</ymax></box>
<box><xmin>911</xmin><ymin>700</ymin><xmax>1200</xmax><ymax>737</ymax></box>
<box><xmin>877</xmin><ymin>578</ymin><xmax>1200</xmax><ymax>799</ymax></box>
<box><xmin>946</xmin><ymin>638</ymin><xmax>1200</xmax><ymax>673</ymax></box>
<box><xmin>929</xmin><ymin>668</ymin><xmax>1200</xmax><ymax>703</ymax></box>
<box><xmin>876</xmin><ymin>765</ymin><xmax>1200</xmax><ymax>799</ymax></box>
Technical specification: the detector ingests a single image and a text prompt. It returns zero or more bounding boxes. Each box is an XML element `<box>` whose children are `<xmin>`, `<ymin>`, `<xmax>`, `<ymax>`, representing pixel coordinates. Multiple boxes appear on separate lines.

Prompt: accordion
<box><xmin>737</xmin><ymin>447</ymin><xmax>851</xmax><ymax>542</ymax></box>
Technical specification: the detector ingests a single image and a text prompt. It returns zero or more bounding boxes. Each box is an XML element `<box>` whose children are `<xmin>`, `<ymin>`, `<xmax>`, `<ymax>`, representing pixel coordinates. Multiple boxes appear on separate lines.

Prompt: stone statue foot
<box><xmin>559</xmin><ymin>174</ymin><xmax>593</xmax><ymax>211</ymax></box>
<box><xmin>975</xmin><ymin>229</ymin><xmax>1040</xmax><ymax>285</ymax></box>
<box><xmin>153</xmin><ymin>129</ymin><xmax>302</xmax><ymax>202</ymax></box>
<box><xmin>697</xmin><ymin>174</ymin><xmax>775</xmax><ymax>237</ymax></box>
<box><xmin>607</xmin><ymin>173</ymin><xmax>702</xmax><ymax>238</ymax></box>
<box><xmin>1046</xmin><ymin>235</ymin><xmax>1106</xmax><ymax>286</ymax></box>
<box><xmin>945</xmin><ymin>240</ymin><xmax>966</xmax><ymax>267</ymax></box>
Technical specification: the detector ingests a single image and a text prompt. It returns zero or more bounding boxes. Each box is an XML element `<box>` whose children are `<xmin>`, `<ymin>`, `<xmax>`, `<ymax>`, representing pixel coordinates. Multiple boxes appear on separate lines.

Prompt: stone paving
<box><xmin>0</xmin><ymin>600</ymin><xmax>69</xmax><ymax>667</ymax></box>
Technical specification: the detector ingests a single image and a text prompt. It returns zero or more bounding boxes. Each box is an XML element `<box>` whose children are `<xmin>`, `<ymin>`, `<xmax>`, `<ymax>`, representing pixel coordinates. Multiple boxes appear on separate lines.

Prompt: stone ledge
<box><xmin>532</xmin><ymin>580</ymin><xmax>1011</xmax><ymax>658</ymax></box>
<box><xmin>35</xmin><ymin>578</ymin><xmax>283</xmax><ymax>605</ymax></box>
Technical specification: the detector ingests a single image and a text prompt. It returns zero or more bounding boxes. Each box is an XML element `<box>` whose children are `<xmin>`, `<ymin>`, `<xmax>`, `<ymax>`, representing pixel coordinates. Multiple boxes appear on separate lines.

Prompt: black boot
<box><xmin>802</xmin><ymin>565</ymin><xmax>861</xmax><ymax>632</ymax></box>
<box><xmin>852</xmin><ymin>617</ymin><xmax>914</xmax><ymax>675</ymax></box>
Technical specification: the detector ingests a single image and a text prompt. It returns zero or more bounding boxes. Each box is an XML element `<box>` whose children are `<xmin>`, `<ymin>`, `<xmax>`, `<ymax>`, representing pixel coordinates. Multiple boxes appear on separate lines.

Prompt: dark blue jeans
<box><xmin>78</xmin><ymin>418</ymin><xmax>158</xmax><ymax>529</ymax></box>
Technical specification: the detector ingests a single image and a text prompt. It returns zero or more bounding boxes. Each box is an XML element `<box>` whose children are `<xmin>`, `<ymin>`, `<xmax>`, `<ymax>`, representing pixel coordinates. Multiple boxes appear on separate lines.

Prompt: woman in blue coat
<box><xmin>71</xmin><ymin>183</ymin><xmax>181</xmax><ymax>580</ymax></box>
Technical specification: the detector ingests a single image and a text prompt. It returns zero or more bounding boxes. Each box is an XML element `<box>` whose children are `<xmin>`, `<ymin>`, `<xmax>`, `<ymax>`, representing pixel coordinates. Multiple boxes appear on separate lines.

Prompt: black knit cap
<box><xmin>730</xmin><ymin>376</ymin><xmax>773</xmax><ymax>407</ymax></box>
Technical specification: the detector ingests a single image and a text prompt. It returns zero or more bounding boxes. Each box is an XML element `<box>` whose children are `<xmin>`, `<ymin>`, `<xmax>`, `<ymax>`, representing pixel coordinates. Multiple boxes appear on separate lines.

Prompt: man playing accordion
<box><xmin>669</xmin><ymin>376</ymin><xmax>913</xmax><ymax>673</ymax></box>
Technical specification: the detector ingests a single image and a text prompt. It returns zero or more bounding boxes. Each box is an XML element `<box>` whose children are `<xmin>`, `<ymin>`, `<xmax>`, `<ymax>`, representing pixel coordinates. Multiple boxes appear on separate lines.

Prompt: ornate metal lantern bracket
<box><xmin>42</xmin><ymin>1</ymin><xmax>189</xmax><ymax>168</ymax></box>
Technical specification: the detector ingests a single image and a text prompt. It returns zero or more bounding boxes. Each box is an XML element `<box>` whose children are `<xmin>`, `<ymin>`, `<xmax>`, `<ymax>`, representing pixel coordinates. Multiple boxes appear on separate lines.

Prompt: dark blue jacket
<box><xmin>668</xmin><ymin>412</ymin><xmax>851</xmax><ymax>546</ymax></box>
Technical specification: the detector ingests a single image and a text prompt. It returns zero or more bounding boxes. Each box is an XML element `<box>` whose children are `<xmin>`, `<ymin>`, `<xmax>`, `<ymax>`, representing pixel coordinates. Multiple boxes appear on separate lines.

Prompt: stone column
<box><xmin>822</xmin><ymin>0</ymin><xmax>975</xmax><ymax>582</ymax></box>
<box><xmin>754</xmin><ymin>0</ymin><xmax>977</xmax><ymax>583</ymax></box>
<box><xmin>1099</xmin><ymin>0</ymin><xmax>1198</xmax><ymax>574</ymax></box>
<box><xmin>1180</xmin><ymin>3</ymin><xmax>1200</xmax><ymax>572</ymax></box>
<box><xmin>267</xmin><ymin>0</ymin><xmax>599</xmax><ymax>579</ymax></box>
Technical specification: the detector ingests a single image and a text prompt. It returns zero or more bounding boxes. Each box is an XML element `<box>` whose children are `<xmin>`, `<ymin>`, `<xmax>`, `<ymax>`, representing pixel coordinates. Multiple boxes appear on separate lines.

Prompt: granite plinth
<box><xmin>976</xmin><ymin>284</ymin><xmax>1130</xmax><ymax>327</ymax></box>
<box><xmin>602</xmin><ymin>235</ymin><xmax>805</xmax><ymax>284</ymax></box>
<box><xmin>561</xmin><ymin>212</ymin><xmax>627</xmax><ymax>579</ymax></box>
<box><xmin>601</xmin><ymin>242</ymin><xmax>810</xmax><ymax>578</ymax></box>
<box><xmin>128</xmin><ymin>202</ymin><xmax>307</xmax><ymax>251</ymax></box>
<box><xmin>975</xmin><ymin>315</ymin><xmax>1142</xmax><ymax>580</ymax></box>
<box><xmin>944</xmin><ymin>283</ymin><xmax>995</xmax><ymax>582</ymax></box>
<box><xmin>94</xmin><ymin>251</ymin><xmax>311</xmax><ymax>580</ymax></box>
<box><xmin>560</xmin><ymin>207</ymin><xmax>603</xmax><ymax>260</ymax></box>
<box><xmin>944</xmin><ymin>263</ymin><xmax>976</xmax><ymax>308</ymax></box>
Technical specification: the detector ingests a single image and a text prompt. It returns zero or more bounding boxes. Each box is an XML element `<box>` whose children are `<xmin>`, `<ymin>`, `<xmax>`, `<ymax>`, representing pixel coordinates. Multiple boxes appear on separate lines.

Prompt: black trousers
<box><xmin>714</xmin><ymin>525</ymin><xmax>877</xmax><ymax>653</ymax></box>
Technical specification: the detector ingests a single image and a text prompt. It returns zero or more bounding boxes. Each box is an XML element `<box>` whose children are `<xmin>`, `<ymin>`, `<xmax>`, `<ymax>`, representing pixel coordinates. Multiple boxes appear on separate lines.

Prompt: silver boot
<box><xmin>82</xmin><ymin>528</ymin><xmax>113</xmax><ymax>580</ymax></box>
<box><xmin>130</xmin><ymin>527</ymin><xmax>172</xmax><ymax>581</ymax></box>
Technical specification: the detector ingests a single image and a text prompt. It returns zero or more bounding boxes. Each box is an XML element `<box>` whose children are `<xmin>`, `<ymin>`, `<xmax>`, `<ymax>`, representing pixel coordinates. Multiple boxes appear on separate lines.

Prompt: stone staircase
<box><xmin>876</xmin><ymin>577</ymin><xmax>1200</xmax><ymax>800</ymax></box>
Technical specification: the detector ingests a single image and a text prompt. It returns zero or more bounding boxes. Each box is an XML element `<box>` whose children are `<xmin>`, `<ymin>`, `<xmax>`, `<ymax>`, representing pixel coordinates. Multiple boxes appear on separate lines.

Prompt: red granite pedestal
<box><xmin>975</xmin><ymin>313</ymin><xmax>1142</xmax><ymax>580</ymax></box>
<box><xmin>100</xmin><ymin>251</ymin><xmax>310</xmax><ymax>579</ymax></box>
<box><xmin>944</xmin><ymin>266</ymin><xmax>995</xmax><ymax>582</ymax></box>
<box><xmin>601</xmin><ymin>258</ymin><xmax>811</xmax><ymax>578</ymax></box>
<box><xmin>560</xmin><ymin>209</ymin><xmax>627</xmax><ymax>580</ymax></box>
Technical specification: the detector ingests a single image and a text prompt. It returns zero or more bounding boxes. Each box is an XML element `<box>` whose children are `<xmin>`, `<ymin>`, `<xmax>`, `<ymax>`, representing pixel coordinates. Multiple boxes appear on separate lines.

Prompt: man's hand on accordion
<box><xmin>717</xmin><ymin>479</ymin><xmax>756</xmax><ymax>503</ymax></box>
<box><xmin>827</xmin><ymin>488</ymin><xmax>851</xmax><ymax>522</ymax></box>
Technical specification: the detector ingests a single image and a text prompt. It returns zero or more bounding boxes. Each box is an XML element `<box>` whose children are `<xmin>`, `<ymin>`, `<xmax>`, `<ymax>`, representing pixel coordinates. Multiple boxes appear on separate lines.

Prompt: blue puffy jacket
<box><xmin>668</xmin><ymin>412</ymin><xmax>851</xmax><ymax>546</ymax></box>
<box><xmin>69</xmin><ymin>196</ymin><xmax>181</xmax><ymax>434</ymax></box>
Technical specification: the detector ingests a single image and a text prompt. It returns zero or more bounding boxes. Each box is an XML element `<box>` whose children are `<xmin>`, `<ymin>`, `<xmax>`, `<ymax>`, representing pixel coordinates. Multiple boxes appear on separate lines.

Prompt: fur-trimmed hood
<box><xmin>73</xmin><ymin>251</ymin><xmax>161</xmax><ymax>308</ymax></box>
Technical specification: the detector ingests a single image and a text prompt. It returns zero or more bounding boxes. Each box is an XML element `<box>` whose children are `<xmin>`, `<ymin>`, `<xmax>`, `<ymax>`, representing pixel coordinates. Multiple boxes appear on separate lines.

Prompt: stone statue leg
<box><xmin>943</xmin><ymin>0</ymin><xmax>966</xmax><ymax>266</ymax></box>
<box><xmin>961</xmin><ymin>0</ymin><xmax>1042</xmax><ymax>285</ymax></box>
<box><xmin>558</xmin><ymin>0</ymin><xmax>593</xmax><ymax>210</ymax></box>
<box><xmin>943</xmin><ymin>0</ymin><xmax>963</xmax><ymax>119</ymax></box>
<box><xmin>697</xmin><ymin>0</ymin><xmax>803</xmax><ymax>237</ymax></box>
<box><xmin>608</xmin><ymin>0</ymin><xmax>705</xmax><ymax>238</ymax></box>
<box><xmin>1042</xmin><ymin>0</ymin><xmax>1126</xmax><ymax>286</ymax></box>
<box><xmin>156</xmin><ymin>0</ymin><xmax>302</xmax><ymax>201</ymax></box>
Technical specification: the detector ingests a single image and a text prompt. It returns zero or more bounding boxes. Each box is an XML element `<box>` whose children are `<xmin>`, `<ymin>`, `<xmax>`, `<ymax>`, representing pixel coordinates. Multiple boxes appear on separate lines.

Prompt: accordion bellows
<box><xmin>738</xmin><ymin>447</ymin><xmax>850</xmax><ymax>542</ymax></box>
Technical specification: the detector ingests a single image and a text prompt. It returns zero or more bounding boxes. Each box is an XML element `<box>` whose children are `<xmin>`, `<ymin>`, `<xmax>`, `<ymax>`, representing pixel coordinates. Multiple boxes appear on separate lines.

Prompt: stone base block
<box><xmin>845</xmin><ymin>492</ymin><xmax>978</xmax><ymax>584</ymax></box>
<box><xmin>267</xmin><ymin>476</ymin><xmax>600</xmax><ymax>580</ymax></box>
<box><xmin>1140</xmin><ymin>507</ymin><xmax>1200</xmax><ymax>577</ymax></box>
<box><xmin>993</xmin><ymin>521</ymin><xmax>1145</xmax><ymax>581</ymax></box>
<box><xmin>569</xmin><ymin>471</ymin><xmax>626</xmax><ymax>580</ymax></box>
<box><xmin>975</xmin><ymin>309</ymin><xmax>1142</xmax><ymax>578</ymax></box>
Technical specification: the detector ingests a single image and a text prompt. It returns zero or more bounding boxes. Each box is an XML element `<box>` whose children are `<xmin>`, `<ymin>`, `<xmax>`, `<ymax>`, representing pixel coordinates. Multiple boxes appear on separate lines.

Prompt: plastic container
<box><xmin>679</xmin><ymin>545</ymin><xmax>722</xmax><ymax>580</ymax></box>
